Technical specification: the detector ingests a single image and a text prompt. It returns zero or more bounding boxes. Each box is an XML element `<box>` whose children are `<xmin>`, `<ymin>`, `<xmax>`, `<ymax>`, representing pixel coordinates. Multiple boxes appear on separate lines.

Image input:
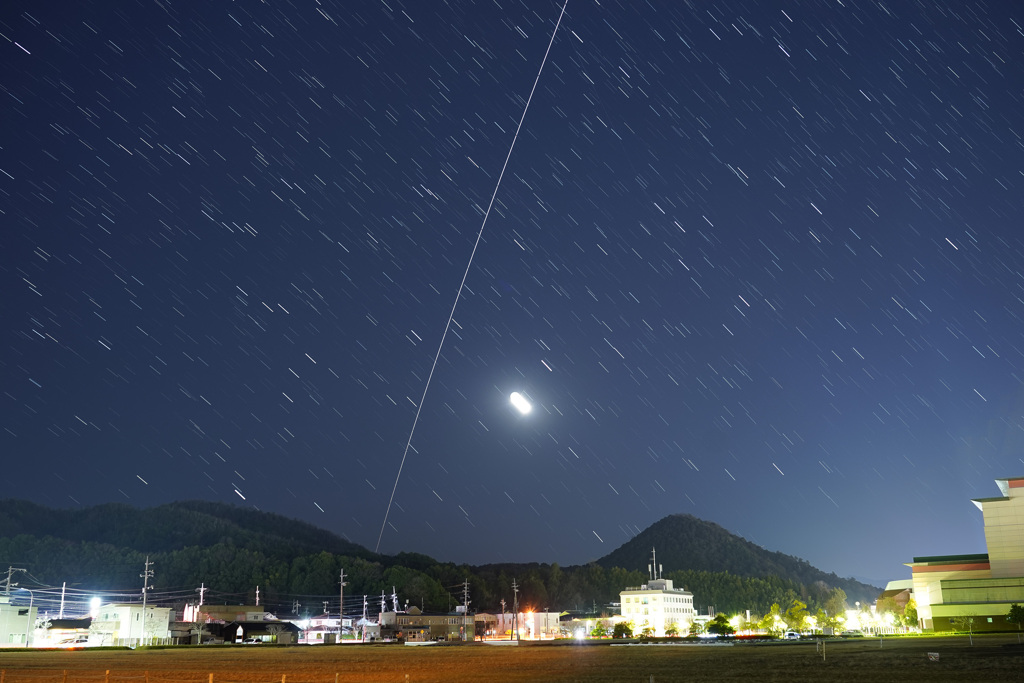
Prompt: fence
<box><xmin>0</xmin><ymin>672</ymin><xmax>347</xmax><ymax>683</ymax></box>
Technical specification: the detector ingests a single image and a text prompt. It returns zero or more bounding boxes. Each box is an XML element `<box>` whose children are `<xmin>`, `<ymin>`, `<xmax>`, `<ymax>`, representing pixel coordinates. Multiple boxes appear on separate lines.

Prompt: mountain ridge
<box><xmin>597</xmin><ymin>513</ymin><xmax>878</xmax><ymax>599</ymax></box>
<box><xmin>0</xmin><ymin>499</ymin><xmax>881</xmax><ymax>607</ymax></box>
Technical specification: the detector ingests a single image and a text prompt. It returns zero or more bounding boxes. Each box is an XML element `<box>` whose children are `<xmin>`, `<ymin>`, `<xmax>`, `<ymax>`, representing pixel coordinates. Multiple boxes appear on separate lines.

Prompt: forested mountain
<box><xmin>598</xmin><ymin>514</ymin><xmax>874</xmax><ymax>603</ymax></box>
<box><xmin>0</xmin><ymin>499</ymin><xmax>372</xmax><ymax>560</ymax></box>
<box><xmin>0</xmin><ymin>500</ymin><xmax>881</xmax><ymax>617</ymax></box>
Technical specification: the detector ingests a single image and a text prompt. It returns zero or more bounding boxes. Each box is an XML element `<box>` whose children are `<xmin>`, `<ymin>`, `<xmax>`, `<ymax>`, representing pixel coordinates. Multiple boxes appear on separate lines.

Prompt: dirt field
<box><xmin>2</xmin><ymin>635</ymin><xmax>1023</xmax><ymax>683</ymax></box>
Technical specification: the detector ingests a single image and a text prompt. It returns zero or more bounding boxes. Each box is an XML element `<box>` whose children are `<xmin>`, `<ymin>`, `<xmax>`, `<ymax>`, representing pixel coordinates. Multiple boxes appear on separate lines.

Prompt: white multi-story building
<box><xmin>619</xmin><ymin>549</ymin><xmax>694</xmax><ymax>637</ymax></box>
<box><xmin>0</xmin><ymin>595</ymin><xmax>38</xmax><ymax>647</ymax></box>
<box><xmin>89</xmin><ymin>603</ymin><xmax>173</xmax><ymax>646</ymax></box>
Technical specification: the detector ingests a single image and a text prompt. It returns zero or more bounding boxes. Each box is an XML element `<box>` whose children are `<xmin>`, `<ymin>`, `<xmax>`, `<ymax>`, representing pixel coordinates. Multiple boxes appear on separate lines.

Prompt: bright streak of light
<box><xmin>510</xmin><ymin>391</ymin><xmax>532</xmax><ymax>414</ymax></box>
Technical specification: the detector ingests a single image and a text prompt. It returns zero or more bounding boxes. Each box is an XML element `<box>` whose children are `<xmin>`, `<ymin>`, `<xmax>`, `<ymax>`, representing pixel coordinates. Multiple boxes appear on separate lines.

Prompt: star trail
<box><xmin>3</xmin><ymin>0</ymin><xmax>1023</xmax><ymax>585</ymax></box>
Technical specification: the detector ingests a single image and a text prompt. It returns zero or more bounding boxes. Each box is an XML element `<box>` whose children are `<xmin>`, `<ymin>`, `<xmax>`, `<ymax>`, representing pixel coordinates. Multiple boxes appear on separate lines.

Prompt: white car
<box><xmin>783</xmin><ymin>631</ymin><xmax>800</xmax><ymax>640</ymax></box>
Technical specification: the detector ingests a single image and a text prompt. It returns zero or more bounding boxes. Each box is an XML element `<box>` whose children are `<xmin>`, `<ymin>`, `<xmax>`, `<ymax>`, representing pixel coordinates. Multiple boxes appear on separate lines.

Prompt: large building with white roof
<box><xmin>907</xmin><ymin>476</ymin><xmax>1024</xmax><ymax>631</ymax></box>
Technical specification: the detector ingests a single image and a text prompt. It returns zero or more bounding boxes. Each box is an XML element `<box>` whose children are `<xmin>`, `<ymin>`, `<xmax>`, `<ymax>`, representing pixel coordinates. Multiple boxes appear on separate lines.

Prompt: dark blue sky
<box><xmin>3</xmin><ymin>0</ymin><xmax>1023</xmax><ymax>585</ymax></box>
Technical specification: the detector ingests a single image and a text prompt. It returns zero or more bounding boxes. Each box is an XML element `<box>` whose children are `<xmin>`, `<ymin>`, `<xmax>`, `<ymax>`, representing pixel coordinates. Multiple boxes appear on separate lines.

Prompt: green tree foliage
<box><xmin>381</xmin><ymin>565</ymin><xmax>449</xmax><ymax>612</ymax></box>
<box><xmin>759</xmin><ymin>603</ymin><xmax>784</xmax><ymax>635</ymax></box>
<box><xmin>706</xmin><ymin>613</ymin><xmax>735</xmax><ymax>635</ymax></box>
<box><xmin>815</xmin><ymin>608</ymin><xmax>839</xmax><ymax>633</ymax></box>
<box><xmin>612</xmin><ymin>621</ymin><xmax>633</xmax><ymax>638</ymax></box>
<box><xmin>546</xmin><ymin>563</ymin><xmax>565</xmax><ymax>606</ymax></box>
<box><xmin>875</xmin><ymin>596</ymin><xmax>899</xmax><ymax>616</ymax></box>
<box><xmin>1006</xmin><ymin>603</ymin><xmax>1024</xmax><ymax>632</ymax></box>
<box><xmin>784</xmin><ymin>599</ymin><xmax>809</xmax><ymax>631</ymax></box>
<box><xmin>823</xmin><ymin>587</ymin><xmax>847</xmax><ymax>621</ymax></box>
<box><xmin>902</xmin><ymin>598</ymin><xmax>918</xmax><ymax>629</ymax></box>
<box><xmin>666</xmin><ymin>569</ymin><xmax>805</xmax><ymax>615</ymax></box>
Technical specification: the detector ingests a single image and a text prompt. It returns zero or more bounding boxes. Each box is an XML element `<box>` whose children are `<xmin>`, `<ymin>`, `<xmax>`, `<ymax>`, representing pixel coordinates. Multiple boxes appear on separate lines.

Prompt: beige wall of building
<box><xmin>620</xmin><ymin>578</ymin><xmax>694</xmax><ymax>637</ymax></box>
<box><xmin>978</xmin><ymin>478</ymin><xmax>1024</xmax><ymax>577</ymax></box>
<box><xmin>907</xmin><ymin>477</ymin><xmax>1024</xmax><ymax>632</ymax></box>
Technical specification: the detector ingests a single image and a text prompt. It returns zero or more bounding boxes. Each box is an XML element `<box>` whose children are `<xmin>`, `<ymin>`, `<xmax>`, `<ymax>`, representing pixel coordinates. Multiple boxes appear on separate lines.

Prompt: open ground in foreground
<box><xmin>2</xmin><ymin>635</ymin><xmax>1023</xmax><ymax>683</ymax></box>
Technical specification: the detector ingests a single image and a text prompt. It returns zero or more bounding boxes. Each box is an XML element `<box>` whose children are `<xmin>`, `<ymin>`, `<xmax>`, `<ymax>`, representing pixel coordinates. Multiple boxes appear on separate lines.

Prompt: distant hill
<box><xmin>0</xmin><ymin>499</ymin><xmax>374</xmax><ymax>561</ymax></box>
<box><xmin>597</xmin><ymin>513</ymin><xmax>880</xmax><ymax>599</ymax></box>
<box><xmin>0</xmin><ymin>501</ymin><xmax>880</xmax><ymax>611</ymax></box>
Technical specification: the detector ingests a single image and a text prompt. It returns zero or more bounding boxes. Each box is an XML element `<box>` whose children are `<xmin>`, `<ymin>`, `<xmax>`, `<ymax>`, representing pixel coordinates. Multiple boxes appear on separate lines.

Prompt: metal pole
<box><xmin>338</xmin><ymin>569</ymin><xmax>346</xmax><ymax>643</ymax></box>
<box><xmin>25</xmin><ymin>590</ymin><xmax>34</xmax><ymax>648</ymax></box>
<box><xmin>140</xmin><ymin>557</ymin><xmax>154</xmax><ymax>647</ymax></box>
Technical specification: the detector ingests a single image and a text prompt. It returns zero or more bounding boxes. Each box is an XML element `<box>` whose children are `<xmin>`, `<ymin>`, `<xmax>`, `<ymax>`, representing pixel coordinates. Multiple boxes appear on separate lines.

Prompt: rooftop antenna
<box><xmin>374</xmin><ymin>0</ymin><xmax>571</xmax><ymax>554</ymax></box>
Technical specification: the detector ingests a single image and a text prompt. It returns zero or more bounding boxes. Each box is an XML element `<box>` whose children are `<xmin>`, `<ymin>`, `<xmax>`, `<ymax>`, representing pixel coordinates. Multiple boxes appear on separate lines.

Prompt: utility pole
<box><xmin>59</xmin><ymin>582</ymin><xmax>67</xmax><ymax>619</ymax></box>
<box><xmin>361</xmin><ymin>595</ymin><xmax>368</xmax><ymax>642</ymax></box>
<box><xmin>338</xmin><ymin>568</ymin><xmax>347</xmax><ymax>643</ymax></box>
<box><xmin>139</xmin><ymin>556</ymin><xmax>154</xmax><ymax>647</ymax></box>
<box><xmin>500</xmin><ymin>599</ymin><xmax>506</xmax><ymax>640</ymax></box>
<box><xmin>511</xmin><ymin>578</ymin><xmax>520</xmax><ymax>642</ymax></box>
<box><xmin>462</xmin><ymin>579</ymin><xmax>471</xmax><ymax>641</ymax></box>
<box><xmin>3</xmin><ymin>566</ymin><xmax>26</xmax><ymax>595</ymax></box>
<box><xmin>195</xmin><ymin>583</ymin><xmax>208</xmax><ymax>645</ymax></box>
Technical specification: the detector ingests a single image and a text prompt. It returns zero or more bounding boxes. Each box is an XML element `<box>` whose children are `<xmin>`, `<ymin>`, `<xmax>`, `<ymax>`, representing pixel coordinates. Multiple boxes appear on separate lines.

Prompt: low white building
<box><xmin>297</xmin><ymin>614</ymin><xmax>353</xmax><ymax>644</ymax></box>
<box><xmin>619</xmin><ymin>549</ymin><xmax>694</xmax><ymax>637</ymax></box>
<box><xmin>477</xmin><ymin>611</ymin><xmax>561</xmax><ymax>639</ymax></box>
<box><xmin>0</xmin><ymin>595</ymin><xmax>38</xmax><ymax>647</ymax></box>
<box><xmin>89</xmin><ymin>603</ymin><xmax>173</xmax><ymax>646</ymax></box>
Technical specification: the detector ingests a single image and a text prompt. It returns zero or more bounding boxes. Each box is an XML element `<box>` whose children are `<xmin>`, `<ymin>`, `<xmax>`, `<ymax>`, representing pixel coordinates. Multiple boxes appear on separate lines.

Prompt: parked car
<box><xmin>840</xmin><ymin>629</ymin><xmax>864</xmax><ymax>637</ymax></box>
<box><xmin>783</xmin><ymin>631</ymin><xmax>800</xmax><ymax>640</ymax></box>
<box><xmin>57</xmin><ymin>636</ymin><xmax>89</xmax><ymax>648</ymax></box>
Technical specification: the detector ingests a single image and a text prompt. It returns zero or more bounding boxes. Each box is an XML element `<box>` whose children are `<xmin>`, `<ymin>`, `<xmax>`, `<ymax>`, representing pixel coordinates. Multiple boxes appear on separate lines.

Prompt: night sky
<box><xmin>4</xmin><ymin>0</ymin><xmax>1023</xmax><ymax>586</ymax></box>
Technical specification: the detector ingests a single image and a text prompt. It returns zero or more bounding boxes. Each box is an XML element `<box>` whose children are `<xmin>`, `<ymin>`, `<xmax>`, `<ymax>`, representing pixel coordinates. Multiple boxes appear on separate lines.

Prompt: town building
<box><xmin>0</xmin><ymin>594</ymin><xmax>38</xmax><ymax>647</ymax></box>
<box><xmin>38</xmin><ymin>617</ymin><xmax>93</xmax><ymax>648</ymax></box>
<box><xmin>184</xmin><ymin>603</ymin><xmax>298</xmax><ymax>644</ymax></box>
<box><xmin>193</xmin><ymin>604</ymin><xmax>270</xmax><ymax>624</ymax></box>
<box><xmin>380</xmin><ymin>606</ymin><xmax>475</xmax><ymax>641</ymax></box>
<box><xmin>296</xmin><ymin>613</ymin><xmax>354</xmax><ymax>644</ymax></box>
<box><xmin>88</xmin><ymin>603</ymin><xmax>173</xmax><ymax>646</ymax></box>
<box><xmin>619</xmin><ymin>548</ymin><xmax>695</xmax><ymax>637</ymax></box>
<box><xmin>877</xmin><ymin>579</ymin><xmax>914</xmax><ymax>613</ymax></box>
<box><xmin>474</xmin><ymin>611</ymin><xmax>562</xmax><ymax>639</ymax></box>
<box><xmin>906</xmin><ymin>476</ymin><xmax>1024</xmax><ymax>631</ymax></box>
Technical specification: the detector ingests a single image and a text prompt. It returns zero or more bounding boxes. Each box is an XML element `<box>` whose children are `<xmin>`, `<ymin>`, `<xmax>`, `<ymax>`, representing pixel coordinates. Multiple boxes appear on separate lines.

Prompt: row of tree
<box><xmin>596</xmin><ymin>590</ymin><xmax>921</xmax><ymax>640</ymax></box>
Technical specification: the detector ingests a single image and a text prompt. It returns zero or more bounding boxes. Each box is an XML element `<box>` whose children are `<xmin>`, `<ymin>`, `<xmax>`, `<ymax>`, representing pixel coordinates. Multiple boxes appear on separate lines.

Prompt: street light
<box><xmin>22</xmin><ymin>588</ymin><xmax>35</xmax><ymax>648</ymax></box>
